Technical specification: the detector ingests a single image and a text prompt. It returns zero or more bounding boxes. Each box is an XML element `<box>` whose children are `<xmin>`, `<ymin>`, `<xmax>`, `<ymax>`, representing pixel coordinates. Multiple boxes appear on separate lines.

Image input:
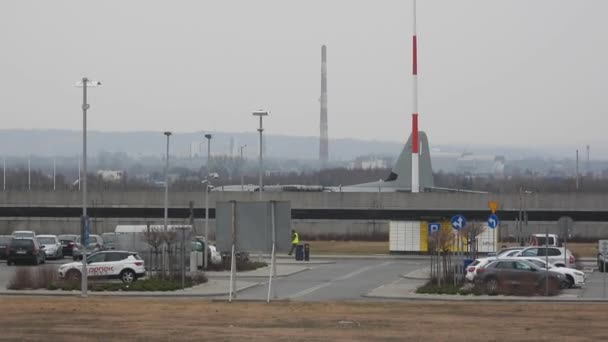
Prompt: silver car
<box><xmin>36</xmin><ymin>235</ymin><xmax>63</xmax><ymax>259</ymax></box>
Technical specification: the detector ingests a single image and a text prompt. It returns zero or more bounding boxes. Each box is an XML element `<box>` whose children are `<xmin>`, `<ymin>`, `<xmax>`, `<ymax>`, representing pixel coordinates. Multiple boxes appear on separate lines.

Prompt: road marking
<box><xmin>289</xmin><ymin>261</ymin><xmax>394</xmax><ymax>299</ymax></box>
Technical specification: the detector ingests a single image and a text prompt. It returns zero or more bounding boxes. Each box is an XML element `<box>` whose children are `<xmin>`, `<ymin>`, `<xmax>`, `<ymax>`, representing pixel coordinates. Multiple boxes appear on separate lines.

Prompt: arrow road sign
<box><xmin>428</xmin><ymin>223</ymin><xmax>441</xmax><ymax>234</ymax></box>
<box><xmin>451</xmin><ymin>215</ymin><xmax>466</xmax><ymax>231</ymax></box>
<box><xmin>488</xmin><ymin>214</ymin><xmax>499</xmax><ymax>229</ymax></box>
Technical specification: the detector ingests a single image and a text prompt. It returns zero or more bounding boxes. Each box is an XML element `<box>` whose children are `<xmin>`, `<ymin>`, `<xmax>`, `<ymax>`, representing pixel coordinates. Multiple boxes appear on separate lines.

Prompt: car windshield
<box><xmin>37</xmin><ymin>237</ymin><xmax>56</xmax><ymax>244</ymax></box>
<box><xmin>528</xmin><ymin>259</ymin><xmax>546</xmax><ymax>268</ymax></box>
<box><xmin>498</xmin><ymin>249</ymin><xmax>521</xmax><ymax>257</ymax></box>
<box><xmin>0</xmin><ymin>236</ymin><xmax>13</xmax><ymax>243</ymax></box>
<box><xmin>58</xmin><ymin>235</ymin><xmax>77</xmax><ymax>240</ymax></box>
<box><xmin>11</xmin><ymin>239</ymin><xmax>33</xmax><ymax>248</ymax></box>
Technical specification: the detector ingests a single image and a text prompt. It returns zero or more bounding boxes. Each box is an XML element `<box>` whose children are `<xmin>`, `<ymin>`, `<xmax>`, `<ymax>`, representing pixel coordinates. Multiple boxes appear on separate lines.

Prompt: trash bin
<box><xmin>304</xmin><ymin>243</ymin><xmax>310</xmax><ymax>261</ymax></box>
<box><xmin>463</xmin><ymin>258</ymin><xmax>474</xmax><ymax>271</ymax></box>
<box><xmin>295</xmin><ymin>244</ymin><xmax>304</xmax><ymax>261</ymax></box>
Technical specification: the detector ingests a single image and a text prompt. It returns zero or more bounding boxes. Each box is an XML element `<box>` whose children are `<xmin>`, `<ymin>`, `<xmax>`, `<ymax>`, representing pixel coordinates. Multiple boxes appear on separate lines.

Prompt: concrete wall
<box><xmin>1</xmin><ymin>191</ymin><xmax>608</xmax><ymax>240</ymax></box>
<box><xmin>3</xmin><ymin>216</ymin><xmax>608</xmax><ymax>241</ymax></box>
<box><xmin>2</xmin><ymin>191</ymin><xmax>608</xmax><ymax>210</ymax></box>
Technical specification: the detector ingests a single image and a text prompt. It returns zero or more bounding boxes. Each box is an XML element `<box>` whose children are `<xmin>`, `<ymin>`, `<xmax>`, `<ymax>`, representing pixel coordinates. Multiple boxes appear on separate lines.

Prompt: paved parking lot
<box><xmin>3</xmin><ymin>256</ymin><xmax>608</xmax><ymax>301</ymax></box>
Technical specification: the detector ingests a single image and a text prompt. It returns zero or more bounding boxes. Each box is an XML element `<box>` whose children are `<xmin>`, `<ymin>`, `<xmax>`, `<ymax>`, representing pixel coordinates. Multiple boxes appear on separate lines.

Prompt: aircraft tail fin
<box><xmin>385</xmin><ymin>131</ymin><xmax>434</xmax><ymax>189</ymax></box>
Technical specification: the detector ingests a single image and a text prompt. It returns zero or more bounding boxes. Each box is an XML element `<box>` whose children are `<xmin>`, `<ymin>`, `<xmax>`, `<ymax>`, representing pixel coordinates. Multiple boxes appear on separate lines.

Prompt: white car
<box><xmin>36</xmin><ymin>235</ymin><xmax>63</xmax><ymax>259</ymax></box>
<box><xmin>520</xmin><ymin>257</ymin><xmax>585</xmax><ymax>288</ymax></box>
<box><xmin>514</xmin><ymin>246</ymin><xmax>575</xmax><ymax>268</ymax></box>
<box><xmin>466</xmin><ymin>257</ymin><xmax>496</xmax><ymax>282</ymax></box>
<box><xmin>58</xmin><ymin>250</ymin><xmax>146</xmax><ymax>284</ymax></box>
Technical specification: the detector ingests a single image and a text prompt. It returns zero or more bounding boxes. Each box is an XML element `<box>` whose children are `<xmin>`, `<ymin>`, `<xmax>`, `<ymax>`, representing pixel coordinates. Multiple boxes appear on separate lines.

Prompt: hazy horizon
<box><xmin>1</xmin><ymin>0</ymin><xmax>606</xmax><ymax>149</ymax></box>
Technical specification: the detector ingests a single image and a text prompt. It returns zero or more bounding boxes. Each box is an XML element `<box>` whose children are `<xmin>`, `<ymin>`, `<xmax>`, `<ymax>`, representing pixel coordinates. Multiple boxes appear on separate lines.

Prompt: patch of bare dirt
<box><xmin>0</xmin><ymin>297</ymin><xmax>607</xmax><ymax>341</ymax></box>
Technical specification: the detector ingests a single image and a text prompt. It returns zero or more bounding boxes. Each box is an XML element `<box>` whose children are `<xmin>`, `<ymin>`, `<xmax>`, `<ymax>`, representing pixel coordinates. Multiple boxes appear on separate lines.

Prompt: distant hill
<box><xmin>0</xmin><ymin>129</ymin><xmax>402</xmax><ymax>161</ymax></box>
<box><xmin>0</xmin><ymin>129</ymin><xmax>601</xmax><ymax>162</ymax></box>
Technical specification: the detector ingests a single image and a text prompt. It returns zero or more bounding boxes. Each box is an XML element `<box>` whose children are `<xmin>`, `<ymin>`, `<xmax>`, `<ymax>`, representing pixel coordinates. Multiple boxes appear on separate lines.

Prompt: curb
<box><xmin>0</xmin><ymin>282</ymin><xmax>260</xmax><ymax>298</ymax></box>
<box><xmin>400</xmin><ymin>268</ymin><xmax>431</xmax><ymax>281</ymax></box>
<box><xmin>206</xmin><ymin>266</ymin><xmax>311</xmax><ymax>279</ymax></box>
<box><xmin>361</xmin><ymin>293</ymin><xmax>608</xmax><ymax>303</ymax></box>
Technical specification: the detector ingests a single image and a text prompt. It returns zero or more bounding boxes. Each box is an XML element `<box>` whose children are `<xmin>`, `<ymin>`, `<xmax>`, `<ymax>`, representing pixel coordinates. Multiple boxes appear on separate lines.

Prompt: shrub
<box><xmin>7</xmin><ymin>265</ymin><xmax>58</xmax><ymax>290</ymax></box>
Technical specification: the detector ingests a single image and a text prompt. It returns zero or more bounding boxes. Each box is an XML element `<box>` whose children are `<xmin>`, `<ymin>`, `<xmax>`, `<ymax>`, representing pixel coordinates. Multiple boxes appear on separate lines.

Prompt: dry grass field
<box><xmin>0</xmin><ymin>297</ymin><xmax>606</xmax><ymax>341</ymax></box>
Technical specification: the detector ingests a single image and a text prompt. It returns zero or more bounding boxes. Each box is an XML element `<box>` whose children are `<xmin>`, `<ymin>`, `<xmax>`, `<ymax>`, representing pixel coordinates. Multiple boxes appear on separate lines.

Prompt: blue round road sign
<box><xmin>450</xmin><ymin>215</ymin><xmax>466</xmax><ymax>230</ymax></box>
<box><xmin>488</xmin><ymin>214</ymin><xmax>499</xmax><ymax>229</ymax></box>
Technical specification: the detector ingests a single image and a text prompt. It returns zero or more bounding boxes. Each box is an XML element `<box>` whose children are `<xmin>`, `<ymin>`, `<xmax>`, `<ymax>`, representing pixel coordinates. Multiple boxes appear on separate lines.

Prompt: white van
<box><xmin>528</xmin><ymin>234</ymin><xmax>560</xmax><ymax>247</ymax></box>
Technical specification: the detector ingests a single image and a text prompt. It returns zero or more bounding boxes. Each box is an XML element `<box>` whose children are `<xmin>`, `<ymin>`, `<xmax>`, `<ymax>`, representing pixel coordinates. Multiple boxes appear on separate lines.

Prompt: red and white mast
<box><xmin>411</xmin><ymin>0</ymin><xmax>420</xmax><ymax>193</ymax></box>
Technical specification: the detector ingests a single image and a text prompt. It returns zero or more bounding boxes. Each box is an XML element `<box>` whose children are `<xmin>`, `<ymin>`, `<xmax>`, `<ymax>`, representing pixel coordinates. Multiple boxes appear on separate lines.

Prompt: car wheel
<box><xmin>120</xmin><ymin>269</ymin><xmax>136</xmax><ymax>284</ymax></box>
<box><xmin>66</xmin><ymin>269</ymin><xmax>81</xmax><ymax>282</ymax></box>
<box><xmin>33</xmin><ymin>256</ymin><xmax>39</xmax><ymax>266</ymax></box>
<box><xmin>566</xmin><ymin>275</ymin><xmax>575</xmax><ymax>288</ymax></box>
<box><xmin>485</xmin><ymin>278</ymin><xmax>498</xmax><ymax>295</ymax></box>
<box><xmin>6</xmin><ymin>260</ymin><xmax>12</xmax><ymax>266</ymax></box>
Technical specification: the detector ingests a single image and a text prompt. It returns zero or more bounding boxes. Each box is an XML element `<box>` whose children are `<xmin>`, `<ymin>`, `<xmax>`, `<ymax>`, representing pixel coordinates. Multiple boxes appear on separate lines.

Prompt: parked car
<box><xmin>475</xmin><ymin>258</ymin><xmax>564</xmax><ymax>295</ymax></box>
<box><xmin>58</xmin><ymin>250</ymin><xmax>146</xmax><ymax>284</ymax></box>
<box><xmin>36</xmin><ymin>235</ymin><xmax>63</xmax><ymax>260</ymax></box>
<box><xmin>528</xmin><ymin>234</ymin><xmax>560</xmax><ymax>247</ymax></box>
<box><xmin>72</xmin><ymin>235</ymin><xmax>104</xmax><ymax>260</ymax></box>
<box><xmin>514</xmin><ymin>246</ymin><xmax>575</xmax><ymax>268</ymax></box>
<box><xmin>11</xmin><ymin>230</ymin><xmax>36</xmax><ymax>239</ymax></box>
<box><xmin>520</xmin><ymin>257</ymin><xmax>585</xmax><ymax>288</ymax></box>
<box><xmin>6</xmin><ymin>238</ymin><xmax>46</xmax><ymax>265</ymax></box>
<box><xmin>191</xmin><ymin>237</ymin><xmax>223</xmax><ymax>267</ymax></box>
<box><xmin>466</xmin><ymin>257</ymin><xmax>495</xmax><ymax>282</ymax></box>
<box><xmin>57</xmin><ymin>234</ymin><xmax>80</xmax><ymax>256</ymax></box>
<box><xmin>0</xmin><ymin>235</ymin><xmax>13</xmax><ymax>259</ymax></box>
<box><xmin>488</xmin><ymin>247</ymin><xmax>524</xmax><ymax>257</ymax></box>
<box><xmin>101</xmin><ymin>232</ymin><xmax>117</xmax><ymax>250</ymax></box>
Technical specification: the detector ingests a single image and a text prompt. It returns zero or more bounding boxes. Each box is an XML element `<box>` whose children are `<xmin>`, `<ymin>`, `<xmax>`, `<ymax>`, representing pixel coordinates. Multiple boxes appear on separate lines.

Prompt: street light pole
<box><xmin>76</xmin><ymin>77</ymin><xmax>100</xmax><ymax>298</ymax></box>
<box><xmin>164</xmin><ymin>132</ymin><xmax>172</xmax><ymax>234</ymax></box>
<box><xmin>203</xmin><ymin>177</ymin><xmax>209</xmax><ymax>269</ymax></box>
<box><xmin>252</xmin><ymin>110</ymin><xmax>269</xmax><ymax>200</ymax></box>
<box><xmin>240</xmin><ymin>145</ymin><xmax>246</xmax><ymax>191</ymax></box>
<box><xmin>28</xmin><ymin>157</ymin><xmax>31</xmax><ymax>191</ymax></box>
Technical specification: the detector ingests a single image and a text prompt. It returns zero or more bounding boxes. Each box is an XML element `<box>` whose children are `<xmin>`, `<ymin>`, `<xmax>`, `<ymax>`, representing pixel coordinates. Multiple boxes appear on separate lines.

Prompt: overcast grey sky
<box><xmin>1</xmin><ymin>0</ymin><xmax>606</xmax><ymax>147</ymax></box>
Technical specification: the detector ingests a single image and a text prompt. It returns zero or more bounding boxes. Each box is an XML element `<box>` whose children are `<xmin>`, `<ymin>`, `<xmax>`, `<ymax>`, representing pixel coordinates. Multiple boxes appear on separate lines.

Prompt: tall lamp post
<box><xmin>202</xmin><ymin>172</ymin><xmax>219</xmax><ymax>269</ymax></box>
<box><xmin>240</xmin><ymin>144</ymin><xmax>247</xmax><ymax>191</ymax></box>
<box><xmin>252</xmin><ymin>110</ymin><xmax>269</xmax><ymax>200</ymax></box>
<box><xmin>163</xmin><ymin>132</ymin><xmax>172</xmax><ymax>235</ymax></box>
<box><xmin>75</xmin><ymin>77</ymin><xmax>101</xmax><ymax>298</ymax></box>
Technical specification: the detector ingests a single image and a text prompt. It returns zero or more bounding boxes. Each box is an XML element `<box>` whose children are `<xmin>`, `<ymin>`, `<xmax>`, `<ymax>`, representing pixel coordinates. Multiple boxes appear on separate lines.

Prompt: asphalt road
<box><xmin>229</xmin><ymin>258</ymin><xmax>426</xmax><ymax>301</ymax></box>
<box><xmin>0</xmin><ymin>256</ymin><xmax>602</xmax><ymax>301</ymax></box>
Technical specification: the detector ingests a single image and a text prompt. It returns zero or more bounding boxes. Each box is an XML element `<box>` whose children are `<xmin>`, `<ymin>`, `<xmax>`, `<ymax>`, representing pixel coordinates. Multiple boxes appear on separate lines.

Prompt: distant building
<box><xmin>190</xmin><ymin>142</ymin><xmax>203</xmax><ymax>158</ymax></box>
<box><xmin>348</xmin><ymin>156</ymin><xmax>389</xmax><ymax>170</ymax></box>
<box><xmin>97</xmin><ymin>170</ymin><xmax>125</xmax><ymax>182</ymax></box>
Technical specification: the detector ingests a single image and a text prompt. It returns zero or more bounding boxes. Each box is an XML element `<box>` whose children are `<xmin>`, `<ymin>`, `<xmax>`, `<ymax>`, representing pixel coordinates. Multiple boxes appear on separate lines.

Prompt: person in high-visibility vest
<box><xmin>288</xmin><ymin>229</ymin><xmax>299</xmax><ymax>256</ymax></box>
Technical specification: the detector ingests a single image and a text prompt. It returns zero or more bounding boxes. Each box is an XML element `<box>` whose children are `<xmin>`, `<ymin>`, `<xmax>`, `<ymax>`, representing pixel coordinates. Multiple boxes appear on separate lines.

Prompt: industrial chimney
<box><xmin>319</xmin><ymin>45</ymin><xmax>329</xmax><ymax>168</ymax></box>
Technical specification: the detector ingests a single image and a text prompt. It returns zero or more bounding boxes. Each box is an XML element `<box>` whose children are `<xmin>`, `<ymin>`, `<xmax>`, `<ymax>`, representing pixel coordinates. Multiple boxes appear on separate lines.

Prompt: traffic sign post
<box><xmin>488</xmin><ymin>201</ymin><xmax>499</xmax><ymax>214</ymax></box>
<box><xmin>451</xmin><ymin>215</ymin><xmax>466</xmax><ymax>231</ymax></box>
<box><xmin>428</xmin><ymin>223</ymin><xmax>440</xmax><ymax>235</ymax></box>
<box><xmin>488</xmin><ymin>214</ymin><xmax>499</xmax><ymax>254</ymax></box>
<box><xmin>558</xmin><ymin>217</ymin><xmax>574</xmax><ymax>267</ymax></box>
<box><xmin>602</xmin><ymin>241</ymin><xmax>608</xmax><ymax>298</ymax></box>
<box><xmin>80</xmin><ymin>215</ymin><xmax>90</xmax><ymax>297</ymax></box>
<box><xmin>450</xmin><ymin>215</ymin><xmax>466</xmax><ymax>280</ymax></box>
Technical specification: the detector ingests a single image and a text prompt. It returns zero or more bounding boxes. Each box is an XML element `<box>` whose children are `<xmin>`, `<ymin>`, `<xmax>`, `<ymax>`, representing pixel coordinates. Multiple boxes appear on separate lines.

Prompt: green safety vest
<box><xmin>292</xmin><ymin>232</ymin><xmax>299</xmax><ymax>244</ymax></box>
